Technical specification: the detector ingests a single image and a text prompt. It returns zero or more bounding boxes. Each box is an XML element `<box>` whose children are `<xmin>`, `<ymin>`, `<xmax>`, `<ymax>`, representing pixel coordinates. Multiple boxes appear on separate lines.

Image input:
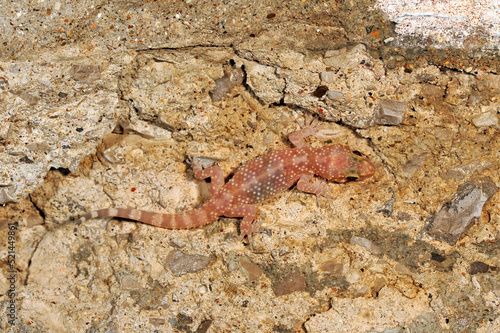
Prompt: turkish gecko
<box><xmin>74</xmin><ymin>117</ymin><xmax>375</xmax><ymax>240</ymax></box>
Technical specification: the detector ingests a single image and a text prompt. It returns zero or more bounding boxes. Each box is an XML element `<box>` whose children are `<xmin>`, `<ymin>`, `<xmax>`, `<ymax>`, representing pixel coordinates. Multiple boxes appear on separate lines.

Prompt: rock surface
<box><xmin>1</xmin><ymin>1</ymin><xmax>500</xmax><ymax>332</ymax></box>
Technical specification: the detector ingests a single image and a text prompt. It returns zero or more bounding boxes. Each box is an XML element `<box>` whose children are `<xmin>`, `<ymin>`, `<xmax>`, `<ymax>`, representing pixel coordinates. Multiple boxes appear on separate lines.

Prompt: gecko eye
<box><xmin>352</xmin><ymin>150</ymin><xmax>362</xmax><ymax>156</ymax></box>
<box><xmin>346</xmin><ymin>176</ymin><xmax>359</xmax><ymax>181</ymax></box>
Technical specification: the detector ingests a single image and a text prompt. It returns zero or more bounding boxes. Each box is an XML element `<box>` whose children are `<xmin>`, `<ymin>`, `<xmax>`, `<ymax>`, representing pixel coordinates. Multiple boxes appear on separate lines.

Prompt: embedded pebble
<box><xmin>273</xmin><ymin>268</ymin><xmax>307</xmax><ymax>297</ymax></box>
<box><xmin>239</xmin><ymin>257</ymin><xmax>264</xmax><ymax>282</ymax></box>
<box><xmin>0</xmin><ymin>187</ymin><xmax>16</xmax><ymax>204</ymax></box>
<box><xmin>425</xmin><ymin>177</ymin><xmax>499</xmax><ymax>244</ymax></box>
<box><xmin>402</xmin><ymin>153</ymin><xmax>427</xmax><ymax>178</ymax></box>
<box><xmin>420</xmin><ymin>84</ymin><xmax>444</xmax><ymax>98</ymax></box>
<box><xmin>69</xmin><ymin>64</ymin><xmax>102</xmax><ymax>83</ymax></box>
<box><xmin>327</xmin><ymin>91</ymin><xmax>344</xmax><ymax>100</ymax></box>
<box><xmin>320</xmin><ymin>71</ymin><xmax>333</xmax><ymax>83</ymax></box>
<box><xmin>351</xmin><ymin>236</ymin><xmax>382</xmax><ymax>255</ymax></box>
<box><xmin>320</xmin><ymin>261</ymin><xmax>343</xmax><ymax>275</ymax></box>
<box><xmin>472</xmin><ymin>111</ymin><xmax>499</xmax><ymax>127</ymax></box>
<box><xmin>373</xmin><ymin>100</ymin><xmax>408</xmax><ymax>125</ymax></box>
<box><xmin>469</xmin><ymin>261</ymin><xmax>497</xmax><ymax>275</ymax></box>
<box><xmin>169</xmin><ymin>237</ymin><xmax>188</xmax><ymax>249</ymax></box>
<box><xmin>165</xmin><ymin>250</ymin><xmax>216</xmax><ymax>277</ymax></box>
<box><xmin>120</xmin><ymin>275</ymin><xmax>142</xmax><ymax>291</ymax></box>
<box><xmin>26</xmin><ymin>213</ymin><xmax>44</xmax><ymax>227</ymax></box>
<box><xmin>129</xmin><ymin>280</ymin><xmax>168</xmax><ymax>310</ymax></box>
<box><xmin>376</xmin><ymin>188</ymin><xmax>395</xmax><ymax>217</ymax></box>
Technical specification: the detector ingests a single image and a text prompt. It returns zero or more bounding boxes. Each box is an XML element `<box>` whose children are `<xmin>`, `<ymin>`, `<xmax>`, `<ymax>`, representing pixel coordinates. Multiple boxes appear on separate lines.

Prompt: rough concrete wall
<box><xmin>1</xmin><ymin>1</ymin><xmax>500</xmax><ymax>332</ymax></box>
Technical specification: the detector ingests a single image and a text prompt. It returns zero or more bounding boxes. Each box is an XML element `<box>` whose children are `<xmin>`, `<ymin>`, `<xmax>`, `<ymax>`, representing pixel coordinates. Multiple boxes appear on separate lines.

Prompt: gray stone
<box><xmin>469</xmin><ymin>261</ymin><xmax>496</xmax><ymax>275</ymax></box>
<box><xmin>0</xmin><ymin>186</ymin><xmax>16</xmax><ymax>204</ymax></box>
<box><xmin>376</xmin><ymin>188</ymin><xmax>395</xmax><ymax>217</ymax></box>
<box><xmin>239</xmin><ymin>257</ymin><xmax>264</xmax><ymax>282</ymax></box>
<box><xmin>69</xmin><ymin>65</ymin><xmax>102</xmax><ymax>83</ymax></box>
<box><xmin>165</xmin><ymin>250</ymin><xmax>216</xmax><ymax>277</ymax></box>
<box><xmin>129</xmin><ymin>280</ymin><xmax>168</xmax><ymax>310</ymax></box>
<box><xmin>373</xmin><ymin>99</ymin><xmax>408</xmax><ymax>125</ymax></box>
<box><xmin>425</xmin><ymin>177</ymin><xmax>499</xmax><ymax>244</ymax></box>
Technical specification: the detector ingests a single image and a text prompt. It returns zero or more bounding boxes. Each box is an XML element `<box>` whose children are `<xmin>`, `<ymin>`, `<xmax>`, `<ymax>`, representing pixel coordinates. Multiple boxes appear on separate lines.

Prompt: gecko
<box><xmin>74</xmin><ymin>117</ymin><xmax>375</xmax><ymax>240</ymax></box>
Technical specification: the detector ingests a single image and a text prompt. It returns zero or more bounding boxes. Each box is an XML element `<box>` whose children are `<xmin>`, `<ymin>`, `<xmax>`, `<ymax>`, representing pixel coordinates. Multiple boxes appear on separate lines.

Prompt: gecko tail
<box><xmin>74</xmin><ymin>205</ymin><xmax>218</xmax><ymax>236</ymax></box>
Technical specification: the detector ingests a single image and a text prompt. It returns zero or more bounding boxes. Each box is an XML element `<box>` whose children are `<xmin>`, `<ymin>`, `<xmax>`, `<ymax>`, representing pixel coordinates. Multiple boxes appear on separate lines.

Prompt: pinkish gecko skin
<box><xmin>74</xmin><ymin>118</ymin><xmax>375</xmax><ymax>239</ymax></box>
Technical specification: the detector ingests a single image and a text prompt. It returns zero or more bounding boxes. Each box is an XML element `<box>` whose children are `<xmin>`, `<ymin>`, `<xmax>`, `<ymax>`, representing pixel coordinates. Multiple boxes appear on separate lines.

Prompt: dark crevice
<box><xmin>240</xmin><ymin>64</ymin><xmax>268</xmax><ymax>106</ymax></box>
<box><xmin>29</xmin><ymin>194</ymin><xmax>46</xmax><ymax>220</ymax></box>
<box><xmin>151</xmin><ymin>57</ymin><xmax>175</xmax><ymax>64</ymax></box>
<box><xmin>439</xmin><ymin>65</ymin><xmax>467</xmax><ymax>75</ymax></box>
<box><xmin>332</xmin><ymin>119</ymin><xmax>367</xmax><ymax>139</ymax></box>
<box><xmin>272</xmin><ymin>96</ymin><xmax>286</xmax><ymax>107</ymax></box>
<box><xmin>135</xmin><ymin>43</ymin><xmax>229</xmax><ymax>53</ymax></box>
<box><xmin>25</xmin><ymin>195</ymin><xmax>49</xmax><ymax>285</ymax></box>
<box><xmin>49</xmin><ymin>166</ymin><xmax>71</xmax><ymax>176</ymax></box>
<box><xmin>126</xmin><ymin>98</ymin><xmax>142</xmax><ymax>117</ymax></box>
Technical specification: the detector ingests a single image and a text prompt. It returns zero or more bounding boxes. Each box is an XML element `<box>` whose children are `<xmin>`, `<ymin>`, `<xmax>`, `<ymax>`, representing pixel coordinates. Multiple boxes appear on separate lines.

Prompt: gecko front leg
<box><xmin>289</xmin><ymin>115</ymin><xmax>341</xmax><ymax>148</ymax></box>
<box><xmin>190</xmin><ymin>157</ymin><xmax>225</xmax><ymax>197</ymax></box>
<box><xmin>297</xmin><ymin>174</ymin><xmax>333</xmax><ymax>207</ymax></box>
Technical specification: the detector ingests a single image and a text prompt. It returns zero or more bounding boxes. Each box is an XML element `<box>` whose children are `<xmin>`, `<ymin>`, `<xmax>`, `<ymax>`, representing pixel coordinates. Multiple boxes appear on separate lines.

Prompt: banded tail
<box><xmin>74</xmin><ymin>203</ymin><xmax>219</xmax><ymax>235</ymax></box>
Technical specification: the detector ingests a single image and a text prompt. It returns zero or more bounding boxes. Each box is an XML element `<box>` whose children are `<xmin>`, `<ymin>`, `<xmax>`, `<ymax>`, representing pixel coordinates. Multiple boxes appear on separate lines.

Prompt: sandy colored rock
<box><xmin>2</xmin><ymin>0</ymin><xmax>500</xmax><ymax>332</ymax></box>
<box><xmin>304</xmin><ymin>287</ymin><xmax>431</xmax><ymax>332</ymax></box>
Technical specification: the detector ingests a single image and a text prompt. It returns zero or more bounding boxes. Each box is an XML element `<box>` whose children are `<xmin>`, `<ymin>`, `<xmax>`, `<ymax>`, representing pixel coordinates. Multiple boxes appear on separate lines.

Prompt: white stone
<box><xmin>376</xmin><ymin>0</ymin><xmax>500</xmax><ymax>48</ymax></box>
<box><xmin>473</xmin><ymin>111</ymin><xmax>499</xmax><ymax>127</ymax></box>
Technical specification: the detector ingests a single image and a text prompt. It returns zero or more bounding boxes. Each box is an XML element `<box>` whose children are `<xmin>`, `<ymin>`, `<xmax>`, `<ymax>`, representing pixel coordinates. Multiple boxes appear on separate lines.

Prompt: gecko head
<box><xmin>314</xmin><ymin>145</ymin><xmax>375</xmax><ymax>183</ymax></box>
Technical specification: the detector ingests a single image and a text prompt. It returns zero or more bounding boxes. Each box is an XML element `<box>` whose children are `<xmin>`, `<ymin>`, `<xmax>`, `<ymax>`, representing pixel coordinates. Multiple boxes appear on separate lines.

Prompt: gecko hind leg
<box><xmin>223</xmin><ymin>204</ymin><xmax>260</xmax><ymax>244</ymax></box>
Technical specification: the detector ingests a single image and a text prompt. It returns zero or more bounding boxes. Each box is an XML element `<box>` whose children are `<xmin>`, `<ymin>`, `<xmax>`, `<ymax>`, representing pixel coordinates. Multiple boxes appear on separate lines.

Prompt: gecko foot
<box><xmin>187</xmin><ymin>156</ymin><xmax>225</xmax><ymax>196</ymax></box>
<box><xmin>313</xmin><ymin>179</ymin><xmax>333</xmax><ymax>207</ymax></box>
<box><xmin>290</xmin><ymin>115</ymin><xmax>342</xmax><ymax>147</ymax></box>
<box><xmin>297</xmin><ymin>174</ymin><xmax>333</xmax><ymax>207</ymax></box>
<box><xmin>238</xmin><ymin>218</ymin><xmax>263</xmax><ymax>247</ymax></box>
<box><xmin>186</xmin><ymin>156</ymin><xmax>213</xmax><ymax>175</ymax></box>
